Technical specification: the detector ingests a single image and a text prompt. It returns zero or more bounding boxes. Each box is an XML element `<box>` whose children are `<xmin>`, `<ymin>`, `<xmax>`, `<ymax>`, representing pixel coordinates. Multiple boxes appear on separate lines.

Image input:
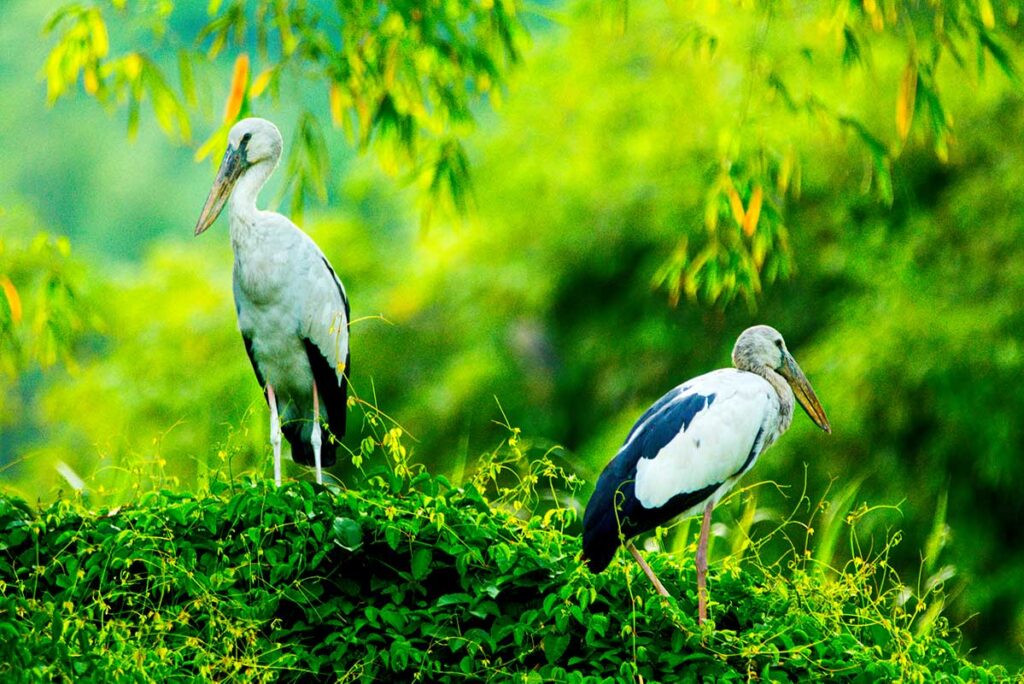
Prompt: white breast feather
<box><xmin>232</xmin><ymin>212</ymin><xmax>348</xmax><ymax>402</ymax></box>
<box><xmin>634</xmin><ymin>370</ymin><xmax>779</xmax><ymax>509</ymax></box>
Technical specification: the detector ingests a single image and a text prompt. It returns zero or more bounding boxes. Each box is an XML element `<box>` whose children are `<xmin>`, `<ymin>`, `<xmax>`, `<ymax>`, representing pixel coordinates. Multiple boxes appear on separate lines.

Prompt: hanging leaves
<box><xmin>0</xmin><ymin>230</ymin><xmax>90</xmax><ymax>378</ymax></box>
<box><xmin>39</xmin><ymin>1</ymin><xmax>1024</xmax><ymax>309</ymax></box>
<box><xmin>979</xmin><ymin>0</ymin><xmax>997</xmax><ymax>30</ymax></box>
<box><xmin>43</xmin><ymin>1</ymin><xmax>527</xmax><ymax>227</ymax></box>
<box><xmin>283</xmin><ymin>112</ymin><xmax>331</xmax><ymax>220</ymax></box>
<box><xmin>653</xmin><ymin>156</ymin><xmax>790</xmax><ymax>308</ymax></box>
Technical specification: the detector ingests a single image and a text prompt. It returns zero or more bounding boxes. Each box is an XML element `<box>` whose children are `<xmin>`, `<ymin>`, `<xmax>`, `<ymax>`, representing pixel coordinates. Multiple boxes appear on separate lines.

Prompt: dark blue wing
<box><xmin>304</xmin><ymin>255</ymin><xmax>350</xmax><ymax>442</ymax></box>
<box><xmin>582</xmin><ymin>387</ymin><xmax>719</xmax><ymax>572</ymax></box>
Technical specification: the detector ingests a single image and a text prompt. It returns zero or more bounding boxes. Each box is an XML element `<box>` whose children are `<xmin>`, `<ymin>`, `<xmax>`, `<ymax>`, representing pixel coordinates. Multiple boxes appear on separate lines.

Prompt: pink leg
<box><xmin>267</xmin><ymin>385</ymin><xmax>282</xmax><ymax>487</ymax></box>
<box><xmin>696</xmin><ymin>500</ymin><xmax>714</xmax><ymax>625</ymax></box>
<box><xmin>311</xmin><ymin>382</ymin><xmax>323</xmax><ymax>484</ymax></box>
<box><xmin>627</xmin><ymin>541</ymin><xmax>671</xmax><ymax>597</ymax></box>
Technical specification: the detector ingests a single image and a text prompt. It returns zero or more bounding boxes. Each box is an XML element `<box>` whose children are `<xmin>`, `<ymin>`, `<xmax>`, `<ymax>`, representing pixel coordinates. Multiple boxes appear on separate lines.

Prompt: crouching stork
<box><xmin>582</xmin><ymin>325</ymin><xmax>831</xmax><ymax>624</ymax></box>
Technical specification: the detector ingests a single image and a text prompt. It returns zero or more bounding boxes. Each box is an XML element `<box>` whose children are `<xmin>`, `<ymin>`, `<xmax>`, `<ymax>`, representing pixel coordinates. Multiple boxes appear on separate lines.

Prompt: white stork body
<box><xmin>195</xmin><ymin>118</ymin><xmax>349</xmax><ymax>486</ymax></box>
<box><xmin>582</xmin><ymin>325</ymin><xmax>830</xmax><ymax>624</ymax></box>
<box><xmin>231</xmin><ymin>210</ymin><xmax>349</xmax><ymax>430</ymax></box>
<box><xmin>632</xmin><ymin>369</ymin><xmax>783</xmax><ymax>514</ymax></box>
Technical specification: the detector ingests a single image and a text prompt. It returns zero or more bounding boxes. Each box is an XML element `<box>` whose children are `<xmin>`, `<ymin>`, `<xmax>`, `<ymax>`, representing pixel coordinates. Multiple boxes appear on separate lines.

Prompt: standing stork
<box><xmin>582</xmin><ymin>325</ymin><xmax>830</xmax><ymax>624</ymax></box>
<box><xmin>193</xmin><ymin>117</ymin><xmax>350</xmax><ymax>486</ymax></box>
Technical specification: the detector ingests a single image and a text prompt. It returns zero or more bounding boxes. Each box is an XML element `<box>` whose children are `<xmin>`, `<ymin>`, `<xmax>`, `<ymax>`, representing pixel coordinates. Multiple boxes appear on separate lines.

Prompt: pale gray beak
<box><xmin>194</xmin><ymin>144</ymin><xmax>246</xmax><ymax>236</ymax></box>
<box><xmin>779</xmin><ymin>353</ymin><xmax>832</xmax><ymax>434</ymax></box>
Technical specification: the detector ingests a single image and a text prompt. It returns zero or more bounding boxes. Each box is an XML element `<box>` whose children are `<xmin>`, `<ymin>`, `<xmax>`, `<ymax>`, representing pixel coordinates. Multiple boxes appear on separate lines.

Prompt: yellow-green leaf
<box><xmin>896</xmin><ymin>58</ymin><xmax>917</xmax><ymax>142</ymax></box>
<box><xmin>223</xmin><ymin>53</ymin><xmax>249</xmax><ymax>123</ymax></box>
<box><xmin>250</xmin><ymin>68</ymin><xmax>273</xmax><ymax>98</ymax></box>
<box><xmin>726</xmin><ymin>184</ymin><xmax>745</xmax><ymax>227</ymax></box>
<box><xmin>980</xmin><ymin>0</ymin><xmax>996</xmax><ymax>29</ymax></box>
<box><xmin>742</xmin><ymin>186</ymin><xmax>763</xmax><ymax>237</ymax></box>
<box><xmin>1</xmin><ymin>276</ymin><xmax>22</xmax><ymax>323</ymax></box>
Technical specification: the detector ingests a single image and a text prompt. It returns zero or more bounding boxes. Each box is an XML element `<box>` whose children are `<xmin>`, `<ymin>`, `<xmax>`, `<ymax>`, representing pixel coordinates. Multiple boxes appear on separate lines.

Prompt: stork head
<box><xmin>732</xmin><ymin>325</ymin><xmax>832</xmax><ymax>433</ymax></box>
<box><xmin>194</xmin><ymin>118</ymin><xmax>283</xmax><ymax>236</ymax></box>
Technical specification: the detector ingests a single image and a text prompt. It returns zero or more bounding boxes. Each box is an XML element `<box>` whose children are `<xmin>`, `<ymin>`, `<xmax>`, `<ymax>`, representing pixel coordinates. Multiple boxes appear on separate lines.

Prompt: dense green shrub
<box><xmin>0</xmin><ymin>438</ymin><xmax>1010</xmax><ymax>683</ymax></box>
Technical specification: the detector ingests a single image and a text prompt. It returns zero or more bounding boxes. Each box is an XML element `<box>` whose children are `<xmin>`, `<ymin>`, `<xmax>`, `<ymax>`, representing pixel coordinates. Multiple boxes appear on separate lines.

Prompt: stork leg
<box><xmin>311</xmin><ymin>382</ymin><xmax>323</xmax><ymax>485</ymax></box>
<box><xmin>626</xmin><ymin>541</ymin><xmax>671</xmax><ymax>598</ymax></box>
<box><xmin>696</xmin><ymin>500</ymin><xmax>714</xmax><ymax>625</ymax></box>
<box><xmin>267</xmin><ymin>384</ymin><xmax>282</xmax><ymax>487</ymax></box>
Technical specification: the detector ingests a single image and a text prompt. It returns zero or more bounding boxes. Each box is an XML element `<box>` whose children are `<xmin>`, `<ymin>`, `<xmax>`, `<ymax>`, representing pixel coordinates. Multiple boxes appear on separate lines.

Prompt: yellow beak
<box><xmin>194</xmin><ymin>144</ymin><xmax>245</xmax><ymax>236</ymax></box>
<box><xmin>780</xmin><ymin>353</ymin><xmax>832</xmax><ymax>434</ymax></box>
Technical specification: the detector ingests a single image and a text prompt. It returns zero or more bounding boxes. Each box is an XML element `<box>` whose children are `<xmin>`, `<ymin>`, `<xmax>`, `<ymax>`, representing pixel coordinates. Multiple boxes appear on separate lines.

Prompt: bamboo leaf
<box><xmin>980</xmin><ymin>0</ymin><xmax>996</xmax><ymax>29</ymax></box>
<box><xmin>223</xmin><ymin>53</ymin><xmax>249</xmax><ymax>123</ymax></box>
<box><xmin>250</xmin><ymin>68</ymin><xmax>273</xmax><ymax>98</ymax></box>
<box><xmin>178</xmin><ymin>50</ymin><xmax>196</xmax><ymax>107</ymax></box>
<box><xmin>873</xmin><ymin>151</ymin><xmax>893</xmax><ymax>205</ymax></box>
<box><xmin>978</xmin><ymin>31</ymin><xmax>1018</xmax><ymax>82</ymax></box>
<box><xmin>328</xmin><ymin>83</ymin><xmax>346</xmax><ymax>127</ymax></box>
<box><xmin>896</xmin><ymin>58</ymin><xmax>917</xmax><ymax>143</ymax></box>
<box><xmin>195</xmin><ymin>125</ymin><xmax>228</xmax><ymax>163</ymax></box>
<box><xmin>1</xmin><ymin>277</ymin><xmax>22</xmax><ymax>324</ymax></box>
<box><xmin>726</xmin><ymin>183</ymin><xmax>745</xmax><ymax>227</ymax></box>
<box><xmin>86</xmin><ymin>8</ymin><xmax>109</xmax><ymax>59</ymax></box>
<box><xmin>742</xmin><ymin>186</ymin><xmax>763</xmax><ymax>237</ymax></box>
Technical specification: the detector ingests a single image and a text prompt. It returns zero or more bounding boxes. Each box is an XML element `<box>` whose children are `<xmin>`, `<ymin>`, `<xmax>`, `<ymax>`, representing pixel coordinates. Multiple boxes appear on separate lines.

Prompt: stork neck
<box><xmin>756</xmin><ymin>365</ymin><xmax>795</xmax><ymax>434</ymax></box>
<box><xmin>228</xmin><ymin>158</ymin><xmax>275</xmax><ymax>226</ymax></box>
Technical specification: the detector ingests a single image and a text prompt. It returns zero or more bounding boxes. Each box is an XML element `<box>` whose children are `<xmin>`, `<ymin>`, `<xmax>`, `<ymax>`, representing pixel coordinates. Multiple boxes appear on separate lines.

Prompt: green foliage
<box><xmin>19</xmin><ymin>242</ymin><xmax>273</xmax><ymax>501</ymax></box>
<box><xmin>0</xmin><ymin>435</ymin><xmax>1009</xmax><ymax>682</ymax></box>
<box><xmin>44</xmin><ymin>0</ymin><xmax>1024</xmax><ymax>306</ymax></box>
<box><xmin>636</xmin><ymin>0</ymin><xmax>1024</xmax><ymax>306</ymax></box>
<box><xmin>0</xmin><ymin>224</ymin><xmax>83</xmax><ymax>375</ymax></box>
<box><xmin>42</xmin><ymin>0</ymin><xmax>527</xmax><ymax>224</ymax></box>
<box><xmin>0</xmin><ymin>211</ymin><xmax>94</xmax><ymax>427</ymax></box>
<box><xmin>7</xmin><ymin>0</ymin><xmax>1024</xmax><ymax>671</ymax></box>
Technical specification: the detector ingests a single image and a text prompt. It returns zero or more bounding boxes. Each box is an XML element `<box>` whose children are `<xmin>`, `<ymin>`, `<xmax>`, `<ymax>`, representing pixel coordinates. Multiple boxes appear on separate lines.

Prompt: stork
<box><xmin>582</xmin><ymin>325</ymin><xmax>830</xmax><ymax>624</ymax></box>
<box><xmin>193</xmin><ymin>117</ymin><xmax>350</xmax><ymax>486</ymax></box>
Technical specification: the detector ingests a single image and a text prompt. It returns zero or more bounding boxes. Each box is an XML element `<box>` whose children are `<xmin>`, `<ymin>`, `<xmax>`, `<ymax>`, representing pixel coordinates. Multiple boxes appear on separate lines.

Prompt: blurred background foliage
<box><xmin>2</xmin><ymin>0</ymin><xmax>1024</xmax><ymax>670</ymax></box>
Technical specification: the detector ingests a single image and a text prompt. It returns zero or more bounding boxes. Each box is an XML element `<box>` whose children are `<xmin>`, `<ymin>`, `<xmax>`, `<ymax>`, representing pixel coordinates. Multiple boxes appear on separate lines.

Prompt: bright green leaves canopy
<box><xmin>0</xmin><ymin>212</ymin><xmax>92</xmax><ymax>421</ymax></box>
<box><xmin>42</xmin><ymin>0</ymin><xmax>1024</xmax><ymax>307</ymax></box>
<box><xmin>43</xmin><ymin>0</ymin><xmax>525</xmax><ymax>222</ymax></box>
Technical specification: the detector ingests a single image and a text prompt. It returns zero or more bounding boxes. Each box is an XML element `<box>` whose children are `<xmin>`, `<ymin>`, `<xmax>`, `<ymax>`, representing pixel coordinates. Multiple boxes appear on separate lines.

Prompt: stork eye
<box><xmin>775</xmin><ymin>339</ymin><xmax>784</xmax><ymax>349</ymax></box>
<box><xmin>241</xmin><ymin>132</ymin><xmax>252</xmax><ymax>144</ymax></box>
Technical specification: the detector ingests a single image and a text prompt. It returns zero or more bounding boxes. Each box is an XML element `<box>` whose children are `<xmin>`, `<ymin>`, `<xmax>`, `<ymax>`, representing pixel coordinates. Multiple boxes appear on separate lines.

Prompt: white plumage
<box><xmin>582</xmin><ymin>325</ymin><xmax>831</xmax><ymax>625</ymax></box>
<box><xmin>634</xmin><ymin>369</ymin><xmax>778</xmax><ymax>511</ymax></box>
<box><xmin>195</xmin><ymin>118</ymin><xmax>350</xmax><ymax>486</ymax></box>
<box><xmin>232</xmin><ymin>213</ymin><xmax>349</xmax><ymax>430</ymax></box>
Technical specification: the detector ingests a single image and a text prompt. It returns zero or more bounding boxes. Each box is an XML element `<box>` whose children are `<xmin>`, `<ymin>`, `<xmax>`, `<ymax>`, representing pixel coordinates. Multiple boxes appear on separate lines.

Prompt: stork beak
<box><xmin>194</xmin><ymin>144</ymin><xmax>246</xmax><ymax>236</ymax></box>
<box><xmin>780</xmin><ymin>353</ymin><xmax>832</xmax><ymax>434</ymax></box>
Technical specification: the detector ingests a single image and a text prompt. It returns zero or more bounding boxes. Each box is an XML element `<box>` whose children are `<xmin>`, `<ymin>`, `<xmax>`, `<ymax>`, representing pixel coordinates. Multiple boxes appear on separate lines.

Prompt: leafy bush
<box><xmin>0</xmin><ymin>431</ymin><xmax>1010</xmax><ymax>683</ymax></box>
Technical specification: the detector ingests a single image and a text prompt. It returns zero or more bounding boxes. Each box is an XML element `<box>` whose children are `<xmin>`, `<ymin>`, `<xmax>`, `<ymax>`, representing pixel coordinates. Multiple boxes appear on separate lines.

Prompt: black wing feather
<box><xmin>313</xmin><ymin>253</ymin><xmax>350</xmax><ymax>441</ymax></box>
<box><xmin>283</xmin><ymin>254</ymin><xmax>350</xmax><ymax>467</ymax></box>
<box><xmin>238</xmin><ymin>254</ymin><xmax>350</xmax><ymax>469</ymax></box>
<box><xmin>581</xmin><ymin>390</ymin><xmax>720</xmax><ymax>573</ymax></box>
<box><xmin>241</xmin><ymin>330</ymin><xmax>267</xmax><ymax>401</ymax></box>
<box><xmin>320</xmin><ymin>255</ymin><xmax>349</xmax><ymax>435</ymax></box>
<box><xmin>290</xmin><ymin>339</ymin><xmax>346</xmax><ymax>468</ymax></box>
